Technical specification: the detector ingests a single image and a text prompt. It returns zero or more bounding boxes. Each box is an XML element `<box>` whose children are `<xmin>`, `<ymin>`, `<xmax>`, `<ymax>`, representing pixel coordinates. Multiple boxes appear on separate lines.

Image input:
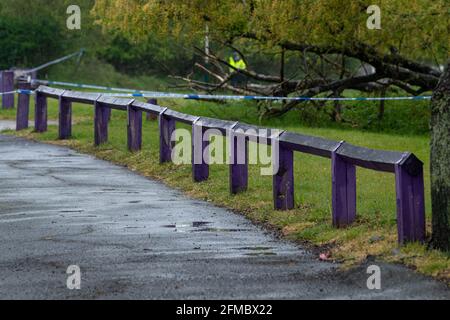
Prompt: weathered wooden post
<box><xmin>273</xmin><ymin>143</ymin><xmax>294</xmax><ymax>210</ymax></box>
<box><xmin>229</xmin><ymin>132</ymin><xmax>248</xmax><ymax>194</ymax></box>
<box><xmin>0</xmin><ymin>71</ymin><xmax>3</xmax><ymax>104</ymax></box>
<box><xmin>331</xmin><ymin>146</ymin><xmax>357</xmax><ymax>227</ymax></box>
<box><xmin>94</xmin><ymin>101</ymin><xmax>109</xmax><ymax>145</ymax></box>
<box><xmin>16</xmin><ymin>81</ymin><xmax>31</xmax><ymax>130</ymax></box>
<box><xmin>34</xmin><ymin>90</ymin><xmax>48</xmax><ymax>132</ymax></box>
<box><xmin>394</xmin><ymin>155</ymin><xmax>425</xmax><ymax>243</ymax></box>
<box><xmin>127</xmin><ymin>103</ymin><xmax>142</xmax><ymax>152</ymax></box>
<box><xmin>192</xmin><ymin>119</ymin><xmax>209</xmax><ymax>182</ymax></box>
<box><xmin>159</xmin><ymin>111</ymin><xmax>175</xmax><ymax>163</ymax></box>
<box><xmin>58</xmin><ymin>94</ymin><xmax>72</xmax><ymax>139</ymax></box>
<box><xmin>1</xmin><ymin>70</ymin><xmax>15</xmax><ymax>109</ymax></box>
<box><xmin>106</xmin><ymin>108</ymin><xmax>112</xmax><ymax>122</ymax></box>
<box><xmin>147</xmin><ymin>99</ymin><xmax>158</xmax><ymax>121</ymax></box>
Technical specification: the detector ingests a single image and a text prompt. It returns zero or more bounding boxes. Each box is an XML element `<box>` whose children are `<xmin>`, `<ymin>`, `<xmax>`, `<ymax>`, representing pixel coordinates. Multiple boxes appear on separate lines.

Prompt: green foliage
<box><xmin>93</xmin><ymin>0</ymin><xmax>449</xmax><ymax>63</ymax></box>
<box><xmin>46</xmin><ymin>56</ymin><xmax>170</xmax><ymax>90</ymax></box>
<box><xmin>164</xmin><ymin>96</ymin><xmax>431</xmax><ymax>136</ymax></box>
<box><xmin>97</xmin><ymin>34</ymin><xmax>193</xmax><ymax>76</ymax></box>
<box><xmin>0</xmin><ymin>0</ymin><xmax>107</xmax><ymax>70</ymax></box>
<box><xmin>0</xmin><ymin>15</ymin><xmax>63</xmax><ymax>69</ymax></box>
<box><xmin>0</xmin><ymin>0</ymin><xmax>194</xmax><ymax>78</ymax></box>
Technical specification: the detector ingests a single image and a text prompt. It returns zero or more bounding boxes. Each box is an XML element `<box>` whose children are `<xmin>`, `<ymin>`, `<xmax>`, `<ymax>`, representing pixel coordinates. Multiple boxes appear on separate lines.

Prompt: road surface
<box><xmin>0</xmin><ymin>120</ymin><xmax>58</xmax><ymax>132</ymax></box>
<box><xmin>0</xmin><ymin>133</ymin><xmax>448</xmax><ymax>299</ymax></box>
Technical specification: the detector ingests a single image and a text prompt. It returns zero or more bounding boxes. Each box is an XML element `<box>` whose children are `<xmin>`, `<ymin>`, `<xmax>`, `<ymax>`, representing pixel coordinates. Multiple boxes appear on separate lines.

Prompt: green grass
<box><xmin>42</xmin><ymin>56</ymin><xmax>172</xmax><ymax>92</ymax></box>
<box><xmin>1</xmin><ymin>89</ymin><xmax>448</xmax><ymax>282</ymax></box>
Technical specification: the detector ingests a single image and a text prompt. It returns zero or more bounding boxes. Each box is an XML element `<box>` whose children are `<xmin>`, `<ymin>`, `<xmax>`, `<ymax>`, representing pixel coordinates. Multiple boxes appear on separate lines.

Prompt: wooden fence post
<box><xmin>229</xmin><ymin>133</ymin><xmax>248</xmax><ymax>194</ymax></box>
<box><xmin>395</xmin><ymin>162</ymin><xmax>426</xmax><ymax>243</ymax></box>
<box><xmin>147</xmin><ymin>99</ymin><xmax>158</xmax><ymax>121</ymax></box>
<box><xmin>127</xmin><ymin>103</ymin><xmax>142</xmax><ymax>152</ymax></box>
<box><xmin>34</xmin><ymin>91</ymin><xmax>47</xmax><ymax>132</ymax></box>
<box><xmin>331</xmin><ymin>150</ymin><xmax>357</xmax><ymax>227</ymax></box>
<box><xmin>58</xmin><ymin>95</ymin><xmax>72</xmax><ymax>139</ymax></box>
<box><xmin>1</xmin><ymin>70</ymin><xmax>15</xmax><ymax>109</ymax></box>
<box><xmin>106</xmin><ymin>108</ymin><xmax>112</xmax><ymax>122</ymax></box>
<box><xmin>159</xmin><ymin>112</ymin><xmax>175</xmax><ymax>163</ymax></box>
<box><xmin>16</xmin><ymin>81</ymin><xmax>31</xmax><ymax>130</ymax></box>
<box><xmin>192</xmin><ymin>120</ymin><xmax>209</xmax><ymax>182</ymax></box>
<box><xmin>94</xmin><ymin>101</ymin><xmax>108</xmax><ymax>146</ymax></box>
<box><xmin>273</xmin><ymin>144</ymin><xmax>294</xmax><ymax>210</ymax></box>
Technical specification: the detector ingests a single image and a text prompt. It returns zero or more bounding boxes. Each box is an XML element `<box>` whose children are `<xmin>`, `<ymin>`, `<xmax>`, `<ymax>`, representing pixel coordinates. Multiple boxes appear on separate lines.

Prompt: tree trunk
<box><xmin>430</xmin><ymin>60</ymin><xmax>450</xmax><ymax>251</ymax></box>
<box><xmin>332</xmin><ymin>89</ymin><xmax>343</xmax><ymax>122</ymax></box>
<box><xmin>378</xmin><ymin>86</ymin><xmax>386</xmax><ymax>121</ymax></box>
<box><xmin>333</xmin><ymin>99</ymin><xmax>342</xmax><ymax>122</ymax></box>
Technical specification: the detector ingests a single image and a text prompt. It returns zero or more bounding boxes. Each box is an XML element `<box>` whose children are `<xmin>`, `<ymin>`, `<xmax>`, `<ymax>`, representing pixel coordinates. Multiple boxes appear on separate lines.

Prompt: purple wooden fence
<box><xmin>229</xmin><ymin>133</ymin><xmax>248</xmax><ymax>194</ymax></box>
<box><xmin>16</xmin><ymin>81</ymin><xmax>31</xmax><ymax>130</ymax></box>
<box><xmin>146</xmin><ymin>98</ymin><xmax>158</xmax><ymax>121</ymax></box>
<box><xmin>159</xmin><ymin>112</ymin><xmax>175</xmax><ymax>163</ymax></box>
<box><xmin>1</xmin><ymin>70</ymin><xmax>15</xmax><ymax>109</ymax></box>
<box><xmin>331</xmin><ymin>148</ymin><xmax>356</xmax><ymax>227</ymax></box>
<box><xmin>192</xmin><ymin>121</ymin><xmax>209</xmax><ymax>182</ymax></box>
<box><xmin>127</xmin><ymin>103</ymin><xmax>142</xmax><ymax>152</ymax></box>
<box><xmin>58</xmin><ymin>95</ymin><xmax>72</xmax><ymax>139</ymax></box>
<box><xmin>10</xmin><ymin>85</ymin><xmax>426</xmax><ymax>244</ymax></box>
<box><xmin>273</xmin><ymin>144</ymin><xmax>294</xmax><ymax>210</ymax></box>
<box><xmin>34</xmin><ymin>91</ymin><xmax>48</xmax><ymax>132</ymax></box>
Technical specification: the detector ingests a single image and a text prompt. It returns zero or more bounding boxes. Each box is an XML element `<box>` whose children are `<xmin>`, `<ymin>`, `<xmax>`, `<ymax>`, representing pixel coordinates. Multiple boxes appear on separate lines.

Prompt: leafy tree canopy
<box><xmin>92</xmin><ymin>0</ymin><xmax>448</xmax><ymax>63</ymax></box>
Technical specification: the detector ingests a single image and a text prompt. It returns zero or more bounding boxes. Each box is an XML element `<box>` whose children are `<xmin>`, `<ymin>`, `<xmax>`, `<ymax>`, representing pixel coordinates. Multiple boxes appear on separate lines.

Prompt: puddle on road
<box><xmin>237</xmin><ymin>246</ymin><xmax>274</xmax><ymax>251</ymax></box>
<box><xmin>49</xmin><ymin>153</ymin><xmax>77</xmax><ymax>158</ymax></box>
<box><xmin>244</xmin><ymin>252</ymin><xmax>277</xmax><ymax>256</ymax></box>
<box><xmin>70</xmin><ymin>215</ymin><xmax>99</xmax><ymax>218</ymax></box>
<box><xmin>60</xmin><ymin>209</ymin><xmax>84</xmax><ymax>213</ymax></box>
<box><xmin>97</xmin><ymin>189</ymin><xmax>141</xmax><ymax>194</ymax></box>
<box><xmin>192</xmin><ymin>228</ymin><xmax>251</xmax><ymax>233</ymax></box>
<box><xmin>236</xmin><ymin>246</ymin><xmax>277</xmax><ymax>256</ymax></box>
<box><xmin>161</xmin><ymin>222</ymin><xmax>252</xmax><ymax>233</ymax></box>
<box><xmin>162</xmin><ymin>221</ymin><xmax>212</xmax><ymax>229</ymax></box>
<box><xmin>192</xmin><ymin>221</ymin><xmax>211</xmax><ymax>227</ymax></box>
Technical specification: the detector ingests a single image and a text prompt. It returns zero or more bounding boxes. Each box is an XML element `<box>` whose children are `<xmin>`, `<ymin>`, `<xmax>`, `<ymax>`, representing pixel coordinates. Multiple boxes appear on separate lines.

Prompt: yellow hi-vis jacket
<box><xmin>229</xmin><ymin>57</ymin><xmax>247</xmax><ymax>72</ymax></box>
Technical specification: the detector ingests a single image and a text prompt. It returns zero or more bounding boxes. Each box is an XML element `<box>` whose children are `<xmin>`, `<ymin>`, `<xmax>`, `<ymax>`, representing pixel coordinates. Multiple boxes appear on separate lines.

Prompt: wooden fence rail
<box><xmin>7</xmin><ymin>83</ymin><xmax>426</xmax><ymax>244</ymax></box>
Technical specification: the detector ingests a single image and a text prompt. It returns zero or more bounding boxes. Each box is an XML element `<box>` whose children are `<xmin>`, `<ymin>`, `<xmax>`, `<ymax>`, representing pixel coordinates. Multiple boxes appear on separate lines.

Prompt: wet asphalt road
<box><xmin>0</xmin><ymin>133</ymin><xmax>448</xmax><ymax>299</ymax></box>
<box><xmin>0</xmin><ymin>120</ymin><xmax>57</xmax><ymax>132</ymax></box>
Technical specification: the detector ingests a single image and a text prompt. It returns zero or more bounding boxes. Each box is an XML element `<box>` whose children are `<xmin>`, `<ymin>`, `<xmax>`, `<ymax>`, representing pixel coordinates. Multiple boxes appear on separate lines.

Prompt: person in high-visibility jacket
<box><xmin>229</xmin><ymin>52</ymin><xmax>247</xmax><ymax>73</ymax></box>
<box><xmin>229</xmin><ymin>52</ymin><xmax>247</xmax><ymax>87</ymax></box>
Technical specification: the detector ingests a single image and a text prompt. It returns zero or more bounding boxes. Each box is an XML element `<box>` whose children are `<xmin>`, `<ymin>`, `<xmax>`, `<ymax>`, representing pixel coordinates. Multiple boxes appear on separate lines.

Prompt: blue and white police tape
<box><xmin>16</xmin><ymin>89</ymin><xmax>34</xmax><ymax>95</ymax></box>
<box><xmin>99</xmin><ymin>92</ymin><xmax>432</xmax><ymax>101</ymax></box>
<box><xmin>33</xmin><ymin>79</ymin><xmax>161</xmax><ymax>95</ymax></box>
<box><xmin>32</xmin><ymin>79</ymin><xmax>432</xmax><ymax>102</ymax></box>
<box><xmin>26</xmin><ymin>50</ymin><xmax>84</xmax><ymax>74</ymax></box>
<box><xmin>0</xmin><ymin>90</ymin><xmax>17</xmax><ymax>96</ymax></box>
<box><xmin>0</xmin><ymin>90</ymin><xmax>34</xmax><ymax>96</ymax></box>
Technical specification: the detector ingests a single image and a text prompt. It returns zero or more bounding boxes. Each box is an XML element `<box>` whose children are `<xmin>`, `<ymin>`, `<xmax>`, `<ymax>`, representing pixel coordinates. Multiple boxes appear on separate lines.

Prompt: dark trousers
<box><xmin>231</xmin><ymin>73</ymin><xmax>247</xmax><ymax>88</ymax></box>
